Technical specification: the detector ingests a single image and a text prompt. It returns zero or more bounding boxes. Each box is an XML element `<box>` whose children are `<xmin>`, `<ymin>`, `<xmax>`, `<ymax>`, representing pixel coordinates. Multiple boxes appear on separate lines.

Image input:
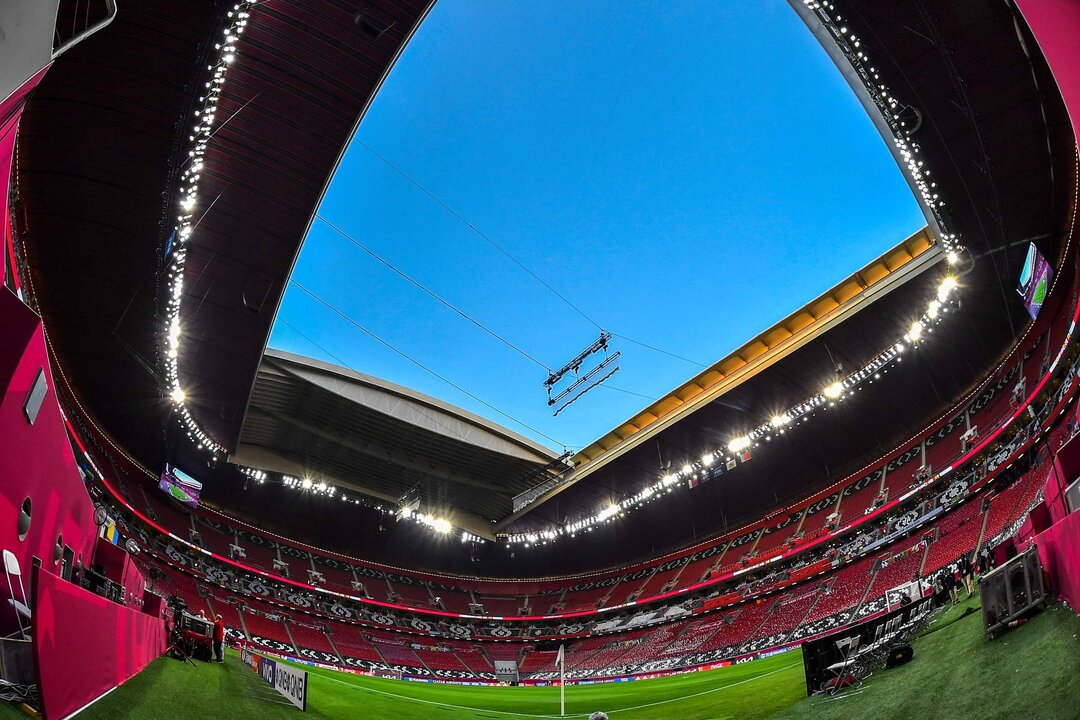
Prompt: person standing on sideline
<box><xmin>213</xmin><ymin>614</ymin><xmax>225</xmax><ymax>663</ymax></box>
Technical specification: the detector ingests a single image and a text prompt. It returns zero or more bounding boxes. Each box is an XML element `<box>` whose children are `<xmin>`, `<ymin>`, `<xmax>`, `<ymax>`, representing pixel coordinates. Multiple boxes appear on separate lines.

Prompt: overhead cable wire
<box><xmin>278</xmin><ymin>318</ymin><xmax>473</xmax><ymax>444</ymax></box>
<box><xmin>358</xmin><ymin>141</ymin><xmax>604</xmax><ymax>329</ymax></box>
<box><xmin>611</xmin><ymin>333</ymin><xmax>709</xmax><ymax>368</ymax></box>
<box><xmin>287</xmin><ymin>313</ymin><xmax>653</xmax><ymax>419</ymax></box>
<box><xmin>357</xmin><ymin>140</ymin><xmax>712</xmax><ymax>369</ymax></box>
<box><xmin>599</xmin><ymin>383</ymin><xmax>656</xmax><ymax>401</ymax></box>
<box><xmin>315</xmin><ymin>213</ymin><xmax>551</xmax><ymax>370</ymax></box>
<box><xmin>288</xmin><ymin>279</ymin><xmax>568</xmax><ymax>449</ymax></box>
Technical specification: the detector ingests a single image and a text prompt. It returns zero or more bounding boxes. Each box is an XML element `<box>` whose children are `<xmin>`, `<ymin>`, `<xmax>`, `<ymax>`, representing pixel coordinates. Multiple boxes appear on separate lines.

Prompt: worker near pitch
<box><xmin>213</xmin><ymin>614</ymin><xmax>225</xmax><ymax>663</ymax></box>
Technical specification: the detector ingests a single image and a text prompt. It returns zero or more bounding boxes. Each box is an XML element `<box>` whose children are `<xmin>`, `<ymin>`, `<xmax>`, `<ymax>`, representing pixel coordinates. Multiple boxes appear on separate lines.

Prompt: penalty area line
<box><xmin>311</xmin><ymin>661</ymin><xmax>802</xmax><ymax>719</ymax></box>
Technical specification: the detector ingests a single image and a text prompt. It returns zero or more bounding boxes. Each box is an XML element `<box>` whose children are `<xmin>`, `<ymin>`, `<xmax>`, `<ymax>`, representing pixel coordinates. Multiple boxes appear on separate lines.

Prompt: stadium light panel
<box><xmin>728</xmin><ymin>436</ymin><xmax>751</xmax><ymax>453</ymax></box>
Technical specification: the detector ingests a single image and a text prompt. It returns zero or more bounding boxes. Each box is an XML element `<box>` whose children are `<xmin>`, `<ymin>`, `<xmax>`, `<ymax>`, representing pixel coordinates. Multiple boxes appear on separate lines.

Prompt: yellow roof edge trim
<box><xmin>572</xmin><ymin>227</ymin><xmax>935</xmax><ymax>469</ymax></box>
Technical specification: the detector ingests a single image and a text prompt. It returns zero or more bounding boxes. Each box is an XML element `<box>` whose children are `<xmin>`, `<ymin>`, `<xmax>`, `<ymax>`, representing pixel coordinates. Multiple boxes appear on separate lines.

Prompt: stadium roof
<box><xmin>495</xmin><ymin>0</ymin><xmax>1076</xmax><ymax>554</ymax></box>
<box><xmin>15</xmin><ymin>0</ymin><xmax>1078</xmax><ymax>573</ymax></box>
<box><xmin>231</xmin><ymin>349</ymin><xmax>560</xmax><ymax>533</ymax></box>
<box><xmin>569</xmin><ymin>233</ymin><xmax>938</xmax><ymax>475</ymax></box>
<box><xmin>18</xmin><ymin>0</ymin><xmax>435</xmax><ymax>465</ymax></box>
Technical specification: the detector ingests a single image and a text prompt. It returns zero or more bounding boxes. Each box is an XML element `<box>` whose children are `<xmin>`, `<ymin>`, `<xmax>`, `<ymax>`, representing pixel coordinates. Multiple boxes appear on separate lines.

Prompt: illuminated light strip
<box><xmin>505</xmin><ymin>0</ymin><xmax>977</xmax><ymax>546</ymax></box>
<box><xmin>70</xmin><ymin>305</ymin><xmax>1080</xmax><ymax>623</ymax></box>
<box><xmin>98</xmin><ymin>337</ymin><xmax>1079</xmax><ymax>625</ymax></box>
<box><xmin>73</xmin><ymin>155</ymin><xmax>1080</xmax><ymax>621</ymax></box>
<box><xmin>6</xmin><ymin>127</ymin><xmax>25</xmax><ymax>292</ymax></box>
<box><xmin>161</xmin><ymin>2</ymin><xmax>256</xmax><ymax>456</ymax></box>
<box><xmin>5</xmin><ymin>212</ymin><xmax>19</xmax><ymax>291</ymax></box>
<box><xmin>74</xmin><ymin>286</ymin><xmax>1080</xmax><ymax>623</ymax></box>
<box><xmin>504</xmin><ymin>279</ymin><xmax>961</xmax><ymax>546</ymax></box>
<box><xmin>802</xmin><ymin>0</ymin><xmax>959</xmax><ymax>255</ymax></box>
<box><xmin>538</xmin><ymin>331</ymin><xmax>1080</xmax><ymax>616</ymax></box>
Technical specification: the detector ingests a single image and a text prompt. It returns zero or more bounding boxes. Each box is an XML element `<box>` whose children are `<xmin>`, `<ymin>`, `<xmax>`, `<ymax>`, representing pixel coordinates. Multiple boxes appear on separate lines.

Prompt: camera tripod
<box><xmin>168</xmin><ymin>626</ymin><xmax>200</xmax><ymax>668</ymax></box>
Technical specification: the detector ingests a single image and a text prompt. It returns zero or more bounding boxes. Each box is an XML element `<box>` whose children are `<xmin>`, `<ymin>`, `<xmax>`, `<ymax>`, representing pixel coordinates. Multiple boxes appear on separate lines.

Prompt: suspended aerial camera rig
<box><xmin>544</xmin><ymin>331</ymin><xmax>621</xmax><ymax>416</ymax></box>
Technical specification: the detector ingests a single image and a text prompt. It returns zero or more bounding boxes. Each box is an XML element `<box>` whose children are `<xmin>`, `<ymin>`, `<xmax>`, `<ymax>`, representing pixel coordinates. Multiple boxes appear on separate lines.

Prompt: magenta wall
<box><xmin>2</xmin><ymin>61</ymin><xmax>100</xmax><ymax>637</ymax></box>
<box><xmin>1037</xmin><ymin>508</ymin><xmax>1080</xmax><ymax>614</ymax></box>
<box><xmin>1046</xmin><ymin>430</ymin><xmax>1080</xmax><ymax>522</ymax></box>
<box><xmin>94</xmin><ymin>536</ymin><xmax>148</xmax><ymax>611</ymax></box>
<box><xmin>32</xmin><ymin>565</ymin><xmax>166</xmax><ymax>720</ymax></box>
<box><xmin>0</xmin><ymin>290</ymin><xmax>98</xmax><ymax>636</ymax></box>
<box><xmin>1016</xmin><ymin>0</ymin><xmax>1080</xmax><ymax>616</ymax></box>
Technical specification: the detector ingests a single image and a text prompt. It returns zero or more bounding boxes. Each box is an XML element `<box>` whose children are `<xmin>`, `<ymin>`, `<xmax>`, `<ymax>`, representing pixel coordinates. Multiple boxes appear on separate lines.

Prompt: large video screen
<box><xmin>159</xmin><ymin>465</ymin><xmax>203</xmax><ymax>508</ymax></box>
<box><xmin>1016</xmin><ymin>242</ymin><xmax>1052</xmax><ymax>320</ymax></box>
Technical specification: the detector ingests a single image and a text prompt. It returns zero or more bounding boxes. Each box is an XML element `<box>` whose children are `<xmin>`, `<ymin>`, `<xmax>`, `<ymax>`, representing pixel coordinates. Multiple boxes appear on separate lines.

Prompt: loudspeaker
<box><xmin>354</xmin><ymin>7</ymin><xmax>391</xmax><ymax>38</ymax></box>
<box><xmin>193</xmin><ymin>643</ymin><xmax>212</xmax><ymax>663</ymax></box>
<box><xmin>1066</xmin><ymin>477</ymin><xmax>1080</xmax><ymax>514</ymax></box>
<box><xmin>23</xmin><ymin>368</ymin><xmax>48</xmax><ymax>425</ymax></box>
<box><xmin>885</xmin><ymin>643</ymin><xmax>913</xmax><ymax>668</ymax></box>
<box><xmin>0</xmin><ymin>639</ymin><xmax>34</xmax><ymax>685</ymax></box>
<box><xmin>1027</xmin><ymin>502</ymin><xmax>1052</xmax><ymax>535</ymax></box>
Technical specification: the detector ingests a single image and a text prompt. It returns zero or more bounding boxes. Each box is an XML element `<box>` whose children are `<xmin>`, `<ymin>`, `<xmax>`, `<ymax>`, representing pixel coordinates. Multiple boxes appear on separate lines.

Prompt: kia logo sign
<box><xmin>244</xmin><ymin>651</ymin><xmax>308</xmax><ymax>711</ymax></box>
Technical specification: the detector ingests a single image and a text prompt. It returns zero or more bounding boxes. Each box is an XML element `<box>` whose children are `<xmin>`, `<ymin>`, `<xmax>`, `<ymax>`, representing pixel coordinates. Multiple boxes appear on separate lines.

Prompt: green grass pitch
<box><xmin>61</xmin><ymin>650</ymin><xmax>805</xmax><ymax>720</ymax></box>
<box><xmin>8</xmin><ymin>595</ymin><xmax>1080</xmax><ymax>720</ymax></box>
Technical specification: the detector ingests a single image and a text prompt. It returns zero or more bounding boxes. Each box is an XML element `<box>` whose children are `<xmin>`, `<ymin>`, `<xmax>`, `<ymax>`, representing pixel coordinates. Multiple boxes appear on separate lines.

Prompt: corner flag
<box><xmin>557</xmin><ymin>644</ymin><xmax>566</xmax><ymax>716</ymax></box>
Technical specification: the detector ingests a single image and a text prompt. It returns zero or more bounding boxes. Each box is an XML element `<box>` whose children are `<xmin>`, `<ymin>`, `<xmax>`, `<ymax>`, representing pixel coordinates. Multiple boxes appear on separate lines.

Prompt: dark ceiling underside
<box><xmin>19</xmin><ymin>1</ymin><xmax>219</xmax><ymax>461</ymax></box>
<box><xmin>16</xmin><ymin>0</ymin><xmax>1078</xmax><ymax>575</ymax></box>
<box><xmin>237</xmin><ymin>352</ymin><xmax>557</xmax><ymax>524</ymax></box>
<box><xmin>18</xmin><ymin>0</ymin><xmax>433</xmax><ymax>467</ymax></box>
<box><xmin>172</xmin><ymin>0</ymin><xmax>434</xmax><ymax>452</ymax></box>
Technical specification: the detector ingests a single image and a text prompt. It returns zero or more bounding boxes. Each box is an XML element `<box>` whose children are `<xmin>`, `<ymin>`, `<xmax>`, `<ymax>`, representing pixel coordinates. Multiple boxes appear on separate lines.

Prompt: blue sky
<box><xmin>268</xmin><ymin>0</ymin><xmax>925</xmax><ymax>452</ymax></box>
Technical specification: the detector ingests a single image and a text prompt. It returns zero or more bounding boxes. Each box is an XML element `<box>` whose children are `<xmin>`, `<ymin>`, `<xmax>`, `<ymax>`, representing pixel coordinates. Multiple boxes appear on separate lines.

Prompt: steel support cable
<box><xmin>288</xmin><ymin>279</ymin><xmax>568</xmax><ymax>448</ymax></box>
<box><xmin>356</xmin><ymin>141</ymin><xmax>603</xmax><ymax>330</ymax></box>
<box><xmin>357</xmin><ymin>141</ymin><xmax>711</xmax><ymax>368</ymax></box>
<box><xmin>315</xmin><ymin>213</ymin><xmax>550</xmax><ymax>370</ymax></box>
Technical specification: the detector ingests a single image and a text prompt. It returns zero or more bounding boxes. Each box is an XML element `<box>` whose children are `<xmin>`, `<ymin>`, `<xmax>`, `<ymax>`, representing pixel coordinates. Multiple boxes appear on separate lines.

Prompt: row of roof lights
<box><xmin>283</xmin><ymin>475</ymin><xmax>337</xmax><ymax>496</ymax></box>
<box><xmin>163</xmin><ymin>2</ymin><xmax>255</xmax><ymax>456</ymax></box>
<box><xmin>803</xmin><ymin>0</ymin><xmax>959</xmax><ymax>257</ymax></box>
<box><xmin>270</xmin><ymin>470</ymin><xmax>461</xmax><ymax>536</ymax></box>
<box><xmin>501</xmin><ymin>271</ymin><xmax>961</xmax><ymax>548</ymax></box>
<box><xmin>171</xmin><ymin>1</ymin><xmax>965</xmax><ymax>550</ymax></box>
<box><xmin>504</xmin><ymin>1</ymin><xmax>967</xmax><ymax>547</ymax></box>
<box><xmin>242</xmin><ymin>271</ymin><xmax>960</xmax><ymax>549</ymax></box>
<box><xmin>400</xmin><ymin>506</ymin><xmax>452</xmax><ymax>534</ymax></box>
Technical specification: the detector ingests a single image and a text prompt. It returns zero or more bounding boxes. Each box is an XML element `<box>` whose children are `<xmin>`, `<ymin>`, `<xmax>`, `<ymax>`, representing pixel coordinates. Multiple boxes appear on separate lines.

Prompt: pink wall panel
<box><xmin>0</xmin><ymin>290</ymin><xmax>98</xmax><ymax>636</ymax></box>
<box><xmin>1036</xmin><ymin>508</ymin><xmax>1080</xmax><ymax>614</ymax></box>
<box><xmin>32</xmin><ymin>565</ymin><xmax>166</xmax><ymax>720</ymax></box>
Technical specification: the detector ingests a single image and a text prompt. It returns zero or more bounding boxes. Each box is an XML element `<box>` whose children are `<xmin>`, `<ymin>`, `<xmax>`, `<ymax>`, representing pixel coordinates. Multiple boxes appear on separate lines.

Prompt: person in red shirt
<box><xmin>213</xmin><ymin>615</ymin><xmax>225</xmax><ymax>663</ymax></box>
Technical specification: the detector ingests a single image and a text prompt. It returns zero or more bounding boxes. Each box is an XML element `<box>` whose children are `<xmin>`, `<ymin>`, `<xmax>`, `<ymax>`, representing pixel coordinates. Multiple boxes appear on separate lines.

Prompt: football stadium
<box><xmin>3</xmin><ymin>1</ymin><xmax>1080</xmax><ymax>719</ymax></box>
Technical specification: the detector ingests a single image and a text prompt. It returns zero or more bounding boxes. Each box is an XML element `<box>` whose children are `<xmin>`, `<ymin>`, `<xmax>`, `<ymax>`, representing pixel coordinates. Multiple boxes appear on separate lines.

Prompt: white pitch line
<box><xmin>314</xmin><ymin>672</ymin><xmax>568</xmax><ymax>718</ymax></box>
<box><xmin>312</xmin><ymin>661</ymin><xmax>802</xmax><ymax>718</ymax></box>
<box><xmin>603</xmin><ymin>663</ymin><xmax>802</xmax><ymax>715</ymax></box>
